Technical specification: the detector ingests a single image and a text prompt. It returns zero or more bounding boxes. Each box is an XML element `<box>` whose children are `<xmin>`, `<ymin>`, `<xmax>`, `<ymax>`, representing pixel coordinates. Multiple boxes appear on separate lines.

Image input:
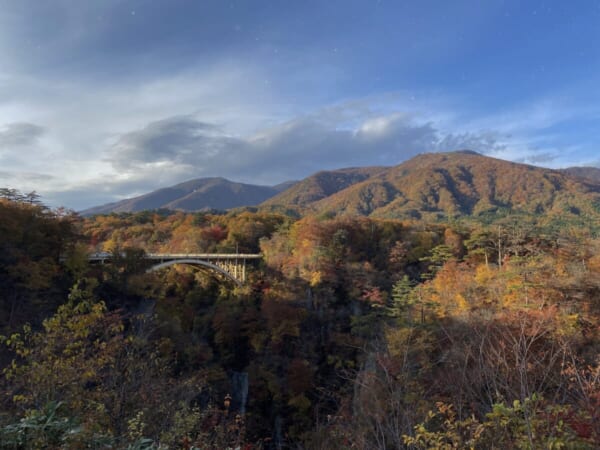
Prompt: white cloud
<box><xmin>357</xmin><ymin>113</ymin><xmax>410</xmax><ymax>137</ymax></box>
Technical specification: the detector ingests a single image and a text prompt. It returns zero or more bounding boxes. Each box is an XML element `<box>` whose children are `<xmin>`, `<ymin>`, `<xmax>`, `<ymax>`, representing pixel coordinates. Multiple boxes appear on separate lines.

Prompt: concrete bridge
<box><xmin>89</xmin><ymin>252</ymin><xmax>262</xmax><ymax>285</ymax></box>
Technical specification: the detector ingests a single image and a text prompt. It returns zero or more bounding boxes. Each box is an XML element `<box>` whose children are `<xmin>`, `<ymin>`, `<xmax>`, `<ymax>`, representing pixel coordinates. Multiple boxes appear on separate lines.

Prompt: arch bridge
<box><xmin>89</xmin><ymin>253</ymin><xmax>262</xmax><ymax>285</ymax></box>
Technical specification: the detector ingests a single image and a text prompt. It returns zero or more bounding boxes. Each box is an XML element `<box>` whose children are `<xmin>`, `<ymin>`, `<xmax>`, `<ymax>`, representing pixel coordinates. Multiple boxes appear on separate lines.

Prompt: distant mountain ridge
<box><xmin>81</xmin><ymin>177</ymin><xmax>295</xmax><ymax>215</ymax></box>
<box><xmin>560</xmin><ymin>166</ymin><xmax>600</xmax><ymax>184</ymax></box>
<box><xmin>82</xmin><ymin>152</ymin><xmax>600</xmax><ymax>221</ymax></box>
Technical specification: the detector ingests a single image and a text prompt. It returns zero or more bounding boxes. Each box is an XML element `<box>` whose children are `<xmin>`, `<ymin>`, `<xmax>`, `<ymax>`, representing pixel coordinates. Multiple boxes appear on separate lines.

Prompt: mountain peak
<box><xmin>454</xmin><ymin>149</ymin><xmax>481</xmax><ymax>156</ymax></box>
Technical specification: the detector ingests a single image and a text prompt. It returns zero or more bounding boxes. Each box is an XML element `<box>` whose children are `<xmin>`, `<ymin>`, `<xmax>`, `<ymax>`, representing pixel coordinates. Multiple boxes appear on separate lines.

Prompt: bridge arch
<box><xmin>146</xmin><ymin>259</ymin><xmax>242</xmax><ymax>286</ymax></box>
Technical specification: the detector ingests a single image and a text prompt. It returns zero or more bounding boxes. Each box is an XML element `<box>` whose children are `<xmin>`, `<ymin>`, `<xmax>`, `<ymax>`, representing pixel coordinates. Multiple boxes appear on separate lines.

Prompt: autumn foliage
<box><xmin>0</xmin><ymin>195</ymin><xmax>599</xmax><ymax>448</ymax></box>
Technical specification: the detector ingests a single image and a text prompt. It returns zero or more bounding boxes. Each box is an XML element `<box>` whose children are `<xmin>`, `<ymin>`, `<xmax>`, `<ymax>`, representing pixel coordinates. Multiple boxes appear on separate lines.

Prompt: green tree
<box><xmin>388</xmin><ymin>275</ymin><xmax>415</xmax><ymax>321</ymax></box>
<box><xmin>420</xmin><ymin>244</ymin><xmax>454</xmax><ymax>279</ymax></box>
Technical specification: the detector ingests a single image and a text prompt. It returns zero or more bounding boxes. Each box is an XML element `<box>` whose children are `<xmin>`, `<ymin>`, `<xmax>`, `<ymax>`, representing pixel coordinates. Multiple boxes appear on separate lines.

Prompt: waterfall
<box><xmin>230</xmin><ymin>371</ymin><xmax>249</xmax><ymax>415</ymax></box>
<box><xmin>274</xmin><ymin>415</ymin><xmax>283</xmax><ymax>449</ymax></box>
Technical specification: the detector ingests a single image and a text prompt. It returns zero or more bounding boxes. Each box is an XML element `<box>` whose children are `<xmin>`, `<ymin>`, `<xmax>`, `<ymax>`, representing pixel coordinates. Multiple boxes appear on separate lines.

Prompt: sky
<box><xmin>1</xmin><ymin>0</ymin><xmax>600</xmax><ymax>210</ymax></box>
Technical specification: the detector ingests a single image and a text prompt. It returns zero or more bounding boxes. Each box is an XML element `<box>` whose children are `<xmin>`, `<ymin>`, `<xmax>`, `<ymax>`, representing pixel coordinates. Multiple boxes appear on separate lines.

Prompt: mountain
<box><xmin>83</xmin><ymin>152</ymin><xmax>600</xmax><ymax>221</ymax></box>
<box><xmin>261</xmin><ymin>166</ymin><xmax>386</xmax><ymax>210</ymax></box>
<box><xmin>81</xmin><ymin>177</ymin><xmax>294</xmax><ymax>215</ymax></box>
<box><xmin>561</xmin><ymin>166</ymin><xmax>600</xmax><ymax>184</ymax></box>
<box><xmin>263</xmin><ymin>151</ymin><xmax>600</xmax><ymax>221</ymax></box>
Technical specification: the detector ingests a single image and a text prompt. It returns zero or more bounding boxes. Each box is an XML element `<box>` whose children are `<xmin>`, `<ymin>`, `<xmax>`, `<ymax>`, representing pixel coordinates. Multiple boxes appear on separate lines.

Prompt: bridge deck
<box><xmin>88</xmin><ymin>253</ymin><xmax>262</xmax><ymax>261</ymax></box>
<box><xmin>147</xmin><ymin>253</ymin><xmax>262</xmax><ymax>260</ymax></box>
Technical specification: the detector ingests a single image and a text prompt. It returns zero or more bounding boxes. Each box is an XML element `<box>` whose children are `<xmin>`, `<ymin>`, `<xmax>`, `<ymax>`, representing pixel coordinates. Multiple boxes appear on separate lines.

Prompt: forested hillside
<box><xmin>261</xmin><ymin>166</ymin><xmax>385</xmax><ymax>211</ymax></box>
<box><xmin>263</xmin><ymin>152</ymin><xmax>600</xmax><ymax>226</ymax></box>
<box><xmin>1</xmin><ymin>188</ymin><xmax>599</xmax><ymax>448</ymax></box>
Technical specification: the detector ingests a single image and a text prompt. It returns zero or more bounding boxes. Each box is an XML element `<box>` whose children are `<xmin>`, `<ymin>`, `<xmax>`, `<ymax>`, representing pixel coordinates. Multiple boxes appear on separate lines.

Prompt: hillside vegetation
<box><xmin>261</xmin><ymin>166</ymin><xmax>385</xmax><ymax>210</ymax></box>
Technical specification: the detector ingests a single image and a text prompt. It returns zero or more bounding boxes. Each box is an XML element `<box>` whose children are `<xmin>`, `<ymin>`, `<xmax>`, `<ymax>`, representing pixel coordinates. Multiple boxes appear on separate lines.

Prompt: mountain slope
<box><xmin>82</xmin><ymin>178</ymin><xmax>288</xmax><ymax>215</ymax></box>
<box><xmin>261</xmin><ymin>166</ymin><xmax>386</xmax><ymax>210</ymax></box>
<box><xmin>267</xmin><ymin>151</ymin><xmax>600</xmax><ymax>221</ymax></box>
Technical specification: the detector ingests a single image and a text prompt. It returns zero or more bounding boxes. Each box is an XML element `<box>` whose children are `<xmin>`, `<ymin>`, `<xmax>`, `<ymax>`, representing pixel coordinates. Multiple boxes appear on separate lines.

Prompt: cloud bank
<box><xmin>101</xmin><ymin>110</ymin><xmax>507</xmax><ymax>193</ymax></box>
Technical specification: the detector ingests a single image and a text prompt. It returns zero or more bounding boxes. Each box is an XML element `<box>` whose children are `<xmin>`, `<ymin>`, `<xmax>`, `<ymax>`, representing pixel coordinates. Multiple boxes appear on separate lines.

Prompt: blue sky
<box><xmin>1</xmin><ymin>0</ymin><xmax>599</xmax><ymax>209</ymax></box>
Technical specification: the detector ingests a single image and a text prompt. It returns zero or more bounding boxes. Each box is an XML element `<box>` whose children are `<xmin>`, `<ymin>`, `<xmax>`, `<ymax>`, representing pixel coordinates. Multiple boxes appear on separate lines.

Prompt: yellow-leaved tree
<box><xmin>1</xmin><ymin>278</ymin><xmax>178</xmax><ymax>443</ymax></box>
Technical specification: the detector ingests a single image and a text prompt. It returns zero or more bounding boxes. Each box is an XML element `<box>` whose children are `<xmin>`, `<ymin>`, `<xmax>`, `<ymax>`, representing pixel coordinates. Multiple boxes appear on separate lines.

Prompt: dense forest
<box><xmin>0</xmin><ymin>190</ymin><xmax>599</xmax><ymax>449</ymax></box>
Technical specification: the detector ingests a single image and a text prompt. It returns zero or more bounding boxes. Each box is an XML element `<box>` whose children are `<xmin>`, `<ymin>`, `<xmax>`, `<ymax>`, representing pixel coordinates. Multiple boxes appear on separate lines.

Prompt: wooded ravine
<box><xmin>1</xmin><ymin>153</ymin><xmax>599</xmax><ymax>448</ymax></box>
